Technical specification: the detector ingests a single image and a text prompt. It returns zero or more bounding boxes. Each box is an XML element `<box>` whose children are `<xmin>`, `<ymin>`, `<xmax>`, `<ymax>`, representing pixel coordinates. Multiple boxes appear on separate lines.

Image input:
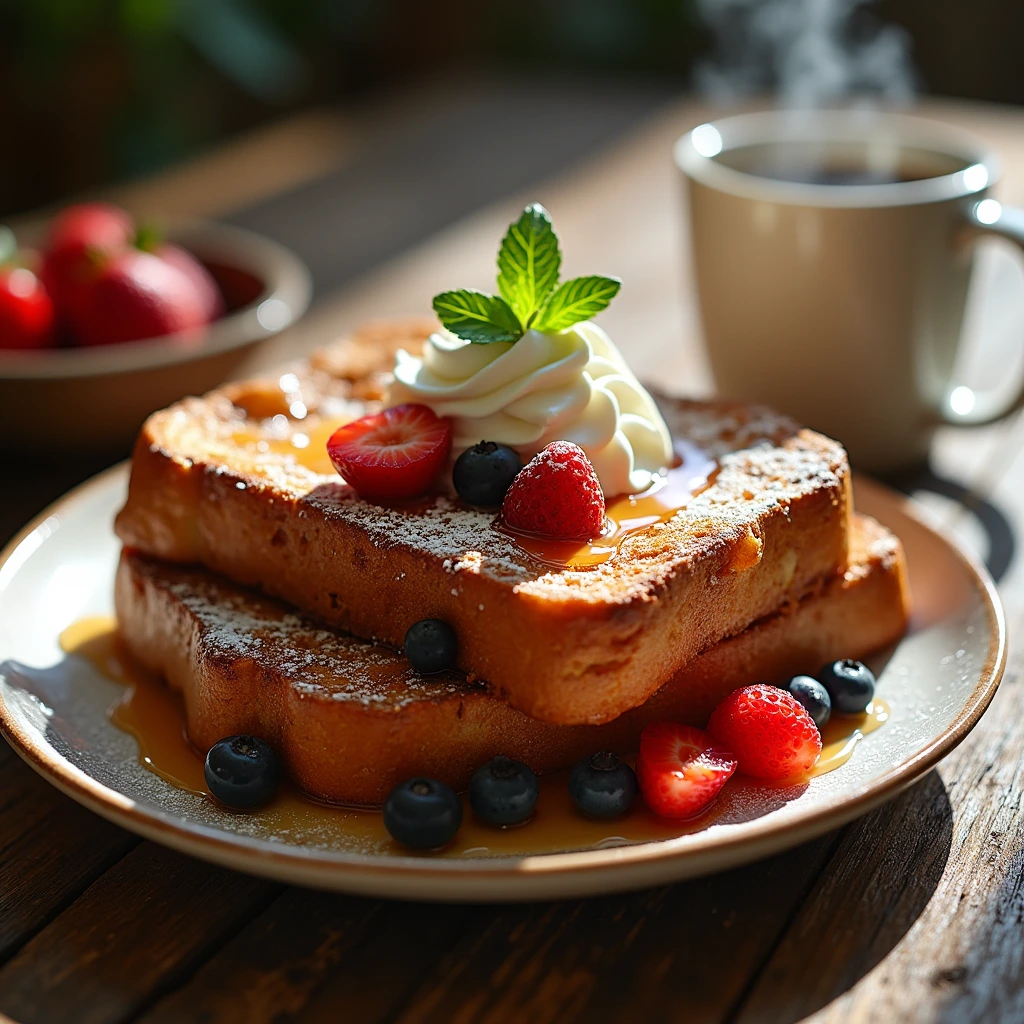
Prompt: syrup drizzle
<box><xmin>501</xmin><ymin>440</ymin><xmax>720</xmax><ymax>568</ymax></box>
<box><xmin>62</xmin><ymin>617</ymin><xmax>889</xmax><ymax>856</ymax></box>
<box><xmin>231</xmin><ymin>403</ymin><xmax>722</xmax><ymax>573</ymax></box>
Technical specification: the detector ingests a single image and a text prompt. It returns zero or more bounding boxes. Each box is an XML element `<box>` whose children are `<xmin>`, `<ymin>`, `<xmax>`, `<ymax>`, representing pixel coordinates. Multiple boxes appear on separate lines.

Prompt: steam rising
<box><xmin>695</xmin><ymin>0</ymin><xmax>916</xmax><ymax>106</ymax></box>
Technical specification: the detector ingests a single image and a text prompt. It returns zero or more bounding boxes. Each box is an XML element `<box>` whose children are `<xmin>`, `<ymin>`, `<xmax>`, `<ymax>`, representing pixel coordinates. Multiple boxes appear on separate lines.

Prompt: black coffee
<box><xmin>717</xmin><ymin>142</ymin><xmax>968</xmax><ymax>187</ymax></box>
<box><xmin>746</xmin><ymin>164</ymin><xmax>936</xmax><ymax>186</ymax></box>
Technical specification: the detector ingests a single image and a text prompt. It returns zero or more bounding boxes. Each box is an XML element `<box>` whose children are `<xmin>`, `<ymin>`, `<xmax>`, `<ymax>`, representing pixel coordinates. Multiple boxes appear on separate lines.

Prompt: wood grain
<box><xmin>0</xmin><ymin>843</ymin><xmax>277</xmax><ymax>1024</ymax></box>
<box><xmin>388</xmin><ymin>837</ymin><xmax>840</xmax><ymax>1024</ymax></box>
<box><xmin>0</xmin><ymin>744</ymin><xmax>138</xmax><ymax>965</ymax></box>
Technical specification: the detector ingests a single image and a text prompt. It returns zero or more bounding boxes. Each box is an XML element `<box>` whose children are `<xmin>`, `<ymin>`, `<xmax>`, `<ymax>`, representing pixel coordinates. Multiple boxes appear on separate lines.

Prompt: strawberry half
<box><xmin>327</xmin><ymin>403</ymin><xmax>452</xmax><ymax>500</ymax></box>
<box><xmin>707</xmin><ymin>684</ymin><xmax>823</xmax><ymax>781</ymax></box>
<box><xmin>636</xmin><ymin>721</ymin><xmax>738</xmax><ymax>819</ymax></box>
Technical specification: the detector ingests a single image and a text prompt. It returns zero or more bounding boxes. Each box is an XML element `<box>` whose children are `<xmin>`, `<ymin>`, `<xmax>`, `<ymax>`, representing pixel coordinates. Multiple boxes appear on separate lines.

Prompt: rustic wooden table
<box><xmin>2</xmin><ymin>81</ymin><xmax>1024</xmax><ymax>1023</ymax></box>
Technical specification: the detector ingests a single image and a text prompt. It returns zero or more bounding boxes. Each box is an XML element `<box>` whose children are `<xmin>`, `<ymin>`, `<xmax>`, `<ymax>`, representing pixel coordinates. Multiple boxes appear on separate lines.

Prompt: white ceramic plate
<box><xmin>0</xmin><ymin>468</ymin><xmax>1005</xmax><ymax>901</ymax></box>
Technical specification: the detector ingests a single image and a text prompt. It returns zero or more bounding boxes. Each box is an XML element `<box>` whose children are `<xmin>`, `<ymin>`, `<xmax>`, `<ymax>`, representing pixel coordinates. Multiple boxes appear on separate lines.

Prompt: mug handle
<box><xmin>941</xmin><ymin>199</ymin><xmax>1024</xmax><ymax>426</ymax></box>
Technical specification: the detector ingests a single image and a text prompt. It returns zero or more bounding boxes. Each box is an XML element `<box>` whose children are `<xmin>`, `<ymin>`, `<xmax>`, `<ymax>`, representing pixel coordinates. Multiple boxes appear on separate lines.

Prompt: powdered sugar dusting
<box><xmin>143</xmin><ymin>562</ymin><xmax>473</xmax><ymax>708</ymax></box>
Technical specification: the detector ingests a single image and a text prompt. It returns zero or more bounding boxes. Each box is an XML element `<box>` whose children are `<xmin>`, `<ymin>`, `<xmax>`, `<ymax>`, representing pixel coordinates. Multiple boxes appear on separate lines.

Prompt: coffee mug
<box><xmin>675</xmin><ymin>110</ymin><xmax>1024</xmax><ymax>473</ymax></box>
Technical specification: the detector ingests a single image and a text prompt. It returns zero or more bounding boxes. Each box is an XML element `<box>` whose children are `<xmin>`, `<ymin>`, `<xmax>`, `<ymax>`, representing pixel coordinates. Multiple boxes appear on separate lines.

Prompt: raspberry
<box><xmin>707</xmin><ymin>684</ymin><xmax>823</xmax><ymax>781</ymax></box>
<box><xmin>501</xmin><ymin>441</ymin><xmax>605</xmax><ymax>540</ymax></box>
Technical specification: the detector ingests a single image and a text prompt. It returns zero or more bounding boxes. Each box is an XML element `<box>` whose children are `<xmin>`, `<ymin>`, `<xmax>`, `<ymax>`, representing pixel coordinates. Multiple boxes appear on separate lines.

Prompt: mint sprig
<box><xmin>432</xmin><ymin>203</ymin><xmax>621</xmax><ymax>344</ymax></box>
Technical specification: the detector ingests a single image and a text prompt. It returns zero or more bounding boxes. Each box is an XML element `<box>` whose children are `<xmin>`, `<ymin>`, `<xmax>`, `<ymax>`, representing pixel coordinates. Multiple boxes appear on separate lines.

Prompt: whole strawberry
<box><xmin>0</xmin><ymin>228</ymin><xmax>55</xmax><ymax>350</ymax></box>
<box><xmin>70</xmin><ymin>248</ymin><xmax>210</xmax><ymax>346</ymax></box>
<box><xmin>155</xmin><ymin>243</ymin><xmax>224</xmax><ymax>322</ymax></box>
<box><xmin>41</xmin><ymin>202</ymin><xmax>134</xmax><ymax>317</ymax></box>
<box><xmin>501</xmin><ymin>440</ymin><xmax>605</xmax><ymax>540</ymax></box>
<box><xmin>0</xmin><ymin>266</ymin><xmax>55</xmax><ymax>350</ymax></box>
<box><xmin>707</xmin><ymin>684</ymin><xmax>823</xmax><ymax>781</ymax></box>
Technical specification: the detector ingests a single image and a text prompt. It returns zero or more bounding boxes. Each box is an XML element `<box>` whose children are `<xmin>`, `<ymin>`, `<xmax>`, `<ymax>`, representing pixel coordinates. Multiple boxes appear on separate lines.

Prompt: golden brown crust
<box><xmin>115</xmin><ymin>515</ymin><xmax>908</xmax><ymax>806</ymax></box>
<box><xmin>114</xmin><ymin>322</ymin><xmax>852</xmax><ymax>725</ymax></box>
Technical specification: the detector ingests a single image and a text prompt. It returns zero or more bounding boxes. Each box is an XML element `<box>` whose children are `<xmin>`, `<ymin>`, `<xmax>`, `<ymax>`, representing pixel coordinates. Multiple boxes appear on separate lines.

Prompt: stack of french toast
<box><xmin>114</xmin><ymin>308</ymin><xmax>909</xmax><ymax>807</ymax></box>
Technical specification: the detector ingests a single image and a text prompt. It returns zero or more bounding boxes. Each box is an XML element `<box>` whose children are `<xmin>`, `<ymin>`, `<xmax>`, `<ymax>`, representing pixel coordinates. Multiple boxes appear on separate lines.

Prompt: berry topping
<box><xmin>404</xmin><ymin>618</ymin><xmax>457</xmax><ymax>674</ymax></box>
<box><xmin>453</xmin><ymin>441</ymin><xmax>522</xmax><ymax>507</ymax></box>
<box><xmin>636</xmin><ymin>722</ymin><xmax>738</xmax><ymax>819</ymax></box>
<box><xmin>818</xmin><ymin>659</ymin><xmax>876</xmax><ymax>715</ymax></box>
<box><xmin>469</xmin><ymin>755</ymin><xmax>539</xmax><ymax>826</ymax></box>
<box><xmin>327</xmin><ymin>403</ymin><xmax>452</xmax><ymax>500</ymax></box>
<box><xmin>785</xmin><ymin>675</ymin><xmax>832</xmax><ymax>730</ymax></box>
<box><xmin>501</xmin><ymin>440</ymin><xmax>605</xmax><ymax>540</ymax></box>
<box><xmin>707</xmin><ymin>684</ymin><xmax>823</xmax><ymax>781</ymax></box>
<box><xmin>383</xmin><ymin>777</ymin><xmax>462</xmax><ymax>849</ymax></box>
<box><xmin>204</xmin><ymin>735</ymin><xmax>282</xmax><ymax>809</ymax></box>
<box><xmin>568</xmin><ymin>751</ymin><xmax>638</xmax><ymax>819</ymax></box>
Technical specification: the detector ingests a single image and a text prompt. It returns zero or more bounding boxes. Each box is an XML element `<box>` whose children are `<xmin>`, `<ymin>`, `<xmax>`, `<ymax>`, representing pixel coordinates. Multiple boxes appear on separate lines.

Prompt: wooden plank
<box><xmin>731</xmin><ymin>772</ymin><xmax>954</xmax><ymax>1022</ymax></box>
<box><xmin>137</xmin><ymin>887</ymin><xmax>382</xmax><ymax>1024</ymax></box>
<box><xmin>382</xmin><ymin>836</ymin><xmax>838</xmax><ymax>1024</ymax></box>
<box><xmin>139</xmin><ymin>893</ymin><xmax>479</xmax><ymax>1024</ymax></box>
<box><xmin>290</xmin><ymin>901</ymin><xmax>480</xmax><ymax>1024</ymax></box>
<box><xmin>732</xmin><ymin>604</ymin><xmax>1024</xmax><ymax>1022</ymax></box>
<box><xmin>0</xmin><ymin>842</ymin><xmax>278</xmax><ymax>1024</ymax></box>
<box><xmin>0</xmin><ymin>747</ymin><xmax>138</xmax><ymax>964</ymax></box>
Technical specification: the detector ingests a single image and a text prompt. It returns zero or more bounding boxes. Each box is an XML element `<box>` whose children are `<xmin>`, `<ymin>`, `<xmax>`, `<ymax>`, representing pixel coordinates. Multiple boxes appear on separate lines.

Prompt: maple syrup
<box><xmin>61</xmin><ymin>617</ymin><xmax>889</xmax><ymax>858</ymax></box>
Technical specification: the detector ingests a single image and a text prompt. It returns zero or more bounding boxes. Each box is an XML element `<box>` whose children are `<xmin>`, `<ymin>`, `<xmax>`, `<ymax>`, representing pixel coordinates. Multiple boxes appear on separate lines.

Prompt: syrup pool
<box><xmin>62</xmin><ymin>617</ymin><xmax>890</xmax><ymax>858</ymax></box>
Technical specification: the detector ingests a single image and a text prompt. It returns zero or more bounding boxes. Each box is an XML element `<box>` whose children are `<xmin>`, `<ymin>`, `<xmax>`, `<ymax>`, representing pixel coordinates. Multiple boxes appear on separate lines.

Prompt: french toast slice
<box><xmin>115</xmin><ymin>320</ymin><xmax>853</xmax><ymax>725</ymax></box>
<box><xmin>114</xmin><ymin>515</ymin><xmax>908</xmax><ymax>806</ymax></box>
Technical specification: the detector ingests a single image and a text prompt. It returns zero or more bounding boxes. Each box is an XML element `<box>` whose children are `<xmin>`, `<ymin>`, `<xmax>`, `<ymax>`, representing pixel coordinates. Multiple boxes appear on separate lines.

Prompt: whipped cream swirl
<box><xmin>386</xmin><ymin>321</ymin><xmax>673</xmax><ymax>496</ymax></box>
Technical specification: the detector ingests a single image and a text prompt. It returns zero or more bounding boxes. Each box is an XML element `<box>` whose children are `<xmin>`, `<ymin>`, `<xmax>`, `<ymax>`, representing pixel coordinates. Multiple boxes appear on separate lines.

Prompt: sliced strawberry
<box><xmin>636</xmin><ymin>721</ymin><xmax>738</xmax><ymax>819</ymax></box>
<box><xmin>707</xmin><ymin>684</ymin><xmax>823</xmax><ymax>781</ymax></box>
<box><xmin>327</xmin><ymin>403</ymin><xmax>452</xmax><ymax>500</ymax></box>
<box><xmin>501</xmin><ymin>440</ymin><xmax>605</xmax><ymax>540</ymax></box>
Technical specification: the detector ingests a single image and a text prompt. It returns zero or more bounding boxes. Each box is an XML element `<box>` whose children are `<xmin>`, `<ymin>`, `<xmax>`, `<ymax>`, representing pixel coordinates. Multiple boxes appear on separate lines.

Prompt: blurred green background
<box><xmin>1</xmin><ymin>0</ymin><xmax>1020</xmax><ymax>216</ymax></box>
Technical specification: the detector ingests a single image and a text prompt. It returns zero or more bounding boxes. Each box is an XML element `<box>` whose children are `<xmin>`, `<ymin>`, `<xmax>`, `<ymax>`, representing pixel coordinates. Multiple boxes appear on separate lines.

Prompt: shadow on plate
<box><xmin>885</xmin><ymin>463</ymin><xmax>1015</xmax><ymax>583</ymax></box>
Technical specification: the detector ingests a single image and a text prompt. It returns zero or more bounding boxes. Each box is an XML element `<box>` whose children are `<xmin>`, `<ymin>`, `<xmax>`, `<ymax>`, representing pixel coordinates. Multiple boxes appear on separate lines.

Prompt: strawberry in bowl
<box><xmin>0</xmin><ymin>228</ymin><xmax>54</xmax><ymax>351</ymax></box>
<box><xmin>0</xmin><ymin>205</ymin><xmax>311</xmax><ymax>452</ymax></box>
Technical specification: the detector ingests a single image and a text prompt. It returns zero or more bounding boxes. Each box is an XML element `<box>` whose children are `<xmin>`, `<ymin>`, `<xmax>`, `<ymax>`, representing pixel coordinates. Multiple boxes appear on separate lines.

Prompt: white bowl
<box><xmin>0</xmin><ymin>220</ymin><xmax>312</xmax><ymax>452</ymax></box>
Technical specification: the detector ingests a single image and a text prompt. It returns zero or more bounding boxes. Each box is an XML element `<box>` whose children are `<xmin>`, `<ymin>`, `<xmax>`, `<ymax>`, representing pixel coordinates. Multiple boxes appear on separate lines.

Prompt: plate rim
<box><xmin>0</xmin><ymin>465</ymin><xmax>1008</xmax><ymax>897</ymax></box>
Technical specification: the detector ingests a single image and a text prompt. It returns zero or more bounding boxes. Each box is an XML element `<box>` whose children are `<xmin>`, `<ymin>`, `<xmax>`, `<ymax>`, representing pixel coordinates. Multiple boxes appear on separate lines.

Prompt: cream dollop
<box><xmin>386</xmin><ymin>321</ymin><xmax>673</xmax><ymax>496</ymax></box>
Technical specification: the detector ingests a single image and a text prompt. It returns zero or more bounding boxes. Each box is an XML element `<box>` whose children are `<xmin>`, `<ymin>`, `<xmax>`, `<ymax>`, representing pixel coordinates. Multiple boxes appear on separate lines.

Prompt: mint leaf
<box><xmin>497</xmin><ymin>203</ymin><xmax>561</xmax><ymax>326</ymax></box>
<box><xmin>533</xmin><ymin>276</ymin><xmax>622</xmax><ymax>332</ymax></box>
<box><xmin>432</xmin><ymin>289</ymin><xmax>524</xmax><ymax>344</ymax></box>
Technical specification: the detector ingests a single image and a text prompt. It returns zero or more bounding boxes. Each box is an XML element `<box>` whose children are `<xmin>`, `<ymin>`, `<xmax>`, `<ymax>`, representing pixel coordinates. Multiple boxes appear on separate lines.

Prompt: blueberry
<box><xmin>469</xmin><ymin>755</ymin><xmax>539</xmax><ymax>826</ymax></box>
<box><xmin>818</xmin><ymin>658</ymin><xmax>876</xmax><ymax>715</ymax></box>
<box><xmin>453</xmin><ymin>441</ymin><xmax>522</xmax><ymax>507</ymax></box>
<box><xmin>383</xmin><ymin>777</ymin><xmax>462</xmax><ymax>849</ymax></box>
<box><xmin>404</xmin><ymin>619</ymin><xmax>457</xmax><ymax>674</ymax></box>
<box><xmin>569</xmin><ymin>752</ymin><xmax>638</xmax><ymax>819</ymax></box>
<box><xmin>205</xmin><ymin>735</ymin><xmax>282</xmax><ymax>809</ymax></box>
<box><xmin>785</xmin><ymin>675</ymin><xmax>832</xmax><ymax>729</ymax></box>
